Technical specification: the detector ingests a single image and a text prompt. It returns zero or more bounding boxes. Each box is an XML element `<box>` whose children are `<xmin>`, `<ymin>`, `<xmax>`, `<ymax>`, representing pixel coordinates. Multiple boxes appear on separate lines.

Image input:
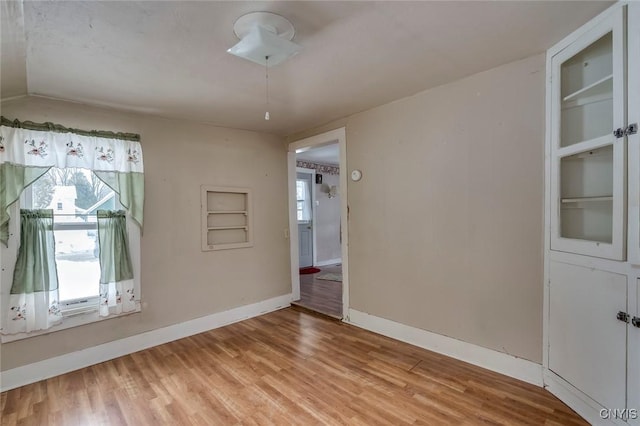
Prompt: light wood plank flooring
<box><xmin>294</xmin><ymin>264</ymin><xmax>343</xmax><ymax>318</ymax></box>
<box><xmin>1</xmin><ymin>308</ymin><xmax>585</xmax><ymax>425</ymax></box>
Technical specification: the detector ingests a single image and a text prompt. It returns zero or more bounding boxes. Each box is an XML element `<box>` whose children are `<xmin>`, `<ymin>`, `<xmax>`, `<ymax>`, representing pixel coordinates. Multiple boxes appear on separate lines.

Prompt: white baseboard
<box><xmin>315</xmin><ymin>258</ymin><xmax>342</xmax><ymax>267</ymax></box>
<box><xmin>346</xmin><ymin>309</ymin><xmax>543</xmax><ymax>387</ymax></box>
<box><xmin>543</xmin><ymin>370</ymin><xmax>623</xmax><ymax>425</ymax></box>
<box><xmin>0</xmin><ymin>294</ymin><xmax>292</xmax><ymax>392</ymax></box>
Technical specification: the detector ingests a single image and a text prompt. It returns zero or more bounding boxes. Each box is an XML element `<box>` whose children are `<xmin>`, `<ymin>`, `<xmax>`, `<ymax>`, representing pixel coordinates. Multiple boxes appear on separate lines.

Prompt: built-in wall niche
<box><xmin>201</xmin><ymin>186</ymin><xmax>253</xmax><ymax>251</ymax></box>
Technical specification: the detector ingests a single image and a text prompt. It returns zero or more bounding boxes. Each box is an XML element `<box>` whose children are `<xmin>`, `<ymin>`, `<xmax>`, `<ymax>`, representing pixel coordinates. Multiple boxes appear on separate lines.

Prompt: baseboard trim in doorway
<box><xmin>0</xmin><ymin>294</ymin><xmax>292</xmax><ymax>392</ymax></box>
<box><xmin>346</xmin><ymin>309</ymin><xmax>543</xmax><ymax>387</ymax></box>
<box><xmin>291</xmin><ymin>300</ymin><xmax>342</xmax><ymax>320</ymax></box>
<box><xmin>315</xmin><ymin>258</ymin><xmax>342</xmax><ymax>267</ymax></box>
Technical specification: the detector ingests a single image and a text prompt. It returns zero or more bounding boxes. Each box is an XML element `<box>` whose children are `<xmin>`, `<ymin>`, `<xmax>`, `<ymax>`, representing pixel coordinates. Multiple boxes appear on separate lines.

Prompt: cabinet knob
<box><xmin>613</xmin><ymin>128</ymin><xmax>625</xmax><ymax>138</ymax></box>
<box><xmin>633</xmin><ymin>317</ymin><xmax>640</xmax><ymax>328</ymax></box>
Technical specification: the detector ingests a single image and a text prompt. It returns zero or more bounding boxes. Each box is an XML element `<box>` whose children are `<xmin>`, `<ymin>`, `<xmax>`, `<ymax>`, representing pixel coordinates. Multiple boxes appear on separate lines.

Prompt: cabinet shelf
<box><xmin>207</xmin><ymin>210</ymin><xmax>248</xmax><ymax>215</ymax></box>
<box><xmin>561</xmin><ymin>196</ymin><xmax>613</xmax><ymax>203</ymax></box>
<box><xmin>561</xmin><ymin>93</ymin><xmax>612</xmax><ymax>110</ymax></box>
<box><xmin>207</xmin><ymin>226</ymin><xmax>248</xmax><ymax>231</ymax></box>
<box><xmin>562</xmin><ymin>74</ymin><xmax>613</xmax><ymax>102</ymax></box>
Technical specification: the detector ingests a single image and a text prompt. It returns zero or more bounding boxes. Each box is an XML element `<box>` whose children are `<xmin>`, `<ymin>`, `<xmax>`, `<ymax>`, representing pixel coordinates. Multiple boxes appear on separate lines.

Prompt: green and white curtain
<box><xmin>5</xmin><ymin>210</ymin><xmax>63</xmax><ymax>334</ymax></box>
<box><xmin>97</xmin><ymin>210</ymin><xmax>135</xmax><ymax>316</ymax></box>
<box><xmin>1</xmin><ymin>117</ymin><xmax>144</xmax><ymax>333</ymax></box>
<box><xmin>0</xmin><ymin>118</ymin><xmax>144</xmax><ymax>247</ymax></box>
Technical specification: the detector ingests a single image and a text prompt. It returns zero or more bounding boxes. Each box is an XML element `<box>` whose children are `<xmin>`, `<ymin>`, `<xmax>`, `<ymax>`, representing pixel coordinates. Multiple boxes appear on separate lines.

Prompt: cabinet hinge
<box><xmin>626</xmin><ymin>123</ymin><xmax>638</xmax><ymax>136</ymax></box>
<box><xmin>614</xmin><ymin>124</ymin><xmax>638</xmax><ymax>138</ymax></box>
<box><xmin>632</xmin><ymin>317</ymin><xmax>640</xmax><ymax>328</ymax></box>
<box><xmin>617</xmin><ymin>311</ymin><xmax>630</xmax><ymax>323</ymax></box>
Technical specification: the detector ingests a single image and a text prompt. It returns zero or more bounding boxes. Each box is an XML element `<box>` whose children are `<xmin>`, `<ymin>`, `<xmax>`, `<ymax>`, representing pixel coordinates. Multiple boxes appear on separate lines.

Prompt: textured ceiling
<box><xmin>2</xmin><ymin>1</ymin><xmax>612</xmax><ymax>136</ymax></box>
<box><xmin>297</xmin><ymin>144</ymin><xmax>339</xmax><ymax>165</ymax></box>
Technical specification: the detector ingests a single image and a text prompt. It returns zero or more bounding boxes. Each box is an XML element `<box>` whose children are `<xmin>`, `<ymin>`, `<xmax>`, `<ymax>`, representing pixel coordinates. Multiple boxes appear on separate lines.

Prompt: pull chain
<box><xmin>264</xmin><ymin>56</ymin><xmax>270</xmax><ymax>121</ymax></box>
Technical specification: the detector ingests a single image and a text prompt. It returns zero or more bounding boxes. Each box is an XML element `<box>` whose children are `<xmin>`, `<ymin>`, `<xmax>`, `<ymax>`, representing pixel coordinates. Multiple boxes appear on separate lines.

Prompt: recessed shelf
<box><xmin>562</xmin><ymin>74</ymin><xmax>613</xmax><ymax>102</ymax></box>
<box><xmin>201</xmin><ymin>186</ymin><xmax>253</xmax><ymax>251</ymax></box>
<box><xmin>207</xmin><ymin>210</ymin><xmax>248</xmax><ymax>215</ymax></box>
<box><xmin>207</xmin><ymin>226</ymin><xmax>248</xmax><ymax>230</ymax></box>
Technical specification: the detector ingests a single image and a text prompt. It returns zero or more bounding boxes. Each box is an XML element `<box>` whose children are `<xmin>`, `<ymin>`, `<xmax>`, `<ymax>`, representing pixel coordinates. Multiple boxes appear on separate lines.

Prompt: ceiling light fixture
<box><xmin>227</xmin><ymin>12</ymin><xmax>301</xmax><ymax>121</ymax></box>
<box><xmin>227</xmin><ymin>12</ymin><xmax>301</xmax><ymax>67</ymax></box>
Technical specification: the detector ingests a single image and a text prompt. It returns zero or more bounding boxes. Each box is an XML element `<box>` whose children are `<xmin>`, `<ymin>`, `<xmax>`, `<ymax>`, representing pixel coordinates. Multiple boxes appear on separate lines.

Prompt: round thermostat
<box><xmin>351</xmin><ymin>169</ymin><xmax>362</xmax><ymax>181</ymax></box>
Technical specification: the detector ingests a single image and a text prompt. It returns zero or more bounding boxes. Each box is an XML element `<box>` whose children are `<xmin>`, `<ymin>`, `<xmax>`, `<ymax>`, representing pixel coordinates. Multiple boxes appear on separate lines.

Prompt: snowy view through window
<box><xmin>31</xmin><ymin>168</ymin><xmax>116</xmax><ymax>302</ymax></box>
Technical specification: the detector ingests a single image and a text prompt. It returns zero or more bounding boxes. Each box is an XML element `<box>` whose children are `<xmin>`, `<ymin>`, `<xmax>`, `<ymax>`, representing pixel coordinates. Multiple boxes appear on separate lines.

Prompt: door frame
<box><xmin>295</xmin><ymin>167</ymin><xmax>317</xmax><ymax>268</ymax></box>
<box><xmin>288</xmin><ymin>127</ymin><xmax>349</xmax><ymax>319</ymax></box>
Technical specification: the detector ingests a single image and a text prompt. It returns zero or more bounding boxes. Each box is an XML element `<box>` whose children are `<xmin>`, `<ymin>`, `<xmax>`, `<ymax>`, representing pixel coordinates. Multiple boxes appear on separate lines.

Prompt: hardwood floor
<box><xmin>294</xmin><ymin>264</ymin><xmax>342</xmax><ymax>318</ymax></box>
<box><xmin>1</xmin><ymin>308</ymin><xmax>586</xmax><ymax>425</ymax></box>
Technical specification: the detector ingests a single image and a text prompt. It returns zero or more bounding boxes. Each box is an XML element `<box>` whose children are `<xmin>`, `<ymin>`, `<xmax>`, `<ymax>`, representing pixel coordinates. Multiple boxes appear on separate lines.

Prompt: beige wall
<box><xmin>0</xmin><ymin>96</ymin><xmax>291</xmax><ymax>370</ymax></box>
<box><xmin>292</xmin><ymin>54</ymin><xmax>545</xmax><ymax>363</ymax></box>
<box><xmin>1</xmin><ymin>51</ymin><xmax>546</xmax><ymax>370</ymax></box>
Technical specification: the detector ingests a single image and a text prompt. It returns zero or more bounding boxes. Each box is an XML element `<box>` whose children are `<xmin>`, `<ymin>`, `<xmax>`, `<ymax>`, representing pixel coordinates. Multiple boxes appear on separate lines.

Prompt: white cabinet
<box><xmin>549</xmin><ymin>262</ymin><xmax>627</xmax><ymax>411</ymax></box>
<box><xmin>630</xmin><ymin>279</ymin><xmax>640</xmax><ymax>425</ymax></box>
<box><xmin>549</xmin><ymin>7</ymin><xmax>626</xmax><ymax>261</ymax></box>
<box><xmin>628</xmin><ymin>3</ymin><xmax>640</xmax><ymax>265</ymax></box>
<box><xmin>627</xmin><ymin>13</ymin><xmax>640</xmax><ymax>420</ymax></box>
<box><xmin>545</xmin><ymin>3</ymin><xmax>640</xmax><ymax>424</ymax></box>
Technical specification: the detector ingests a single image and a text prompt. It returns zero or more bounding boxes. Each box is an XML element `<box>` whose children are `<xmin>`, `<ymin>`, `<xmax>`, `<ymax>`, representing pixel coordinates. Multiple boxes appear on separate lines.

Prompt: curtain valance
<box><xmin>0</xmin><ymin>126</ymin><xmax>143</xmax><ymax>172</ymax></box>
<box><xmin>1</xmin><ymin>116</ymin><xmax>140</xmax><ymax>141</ymax></box>
<box><xmin>0</xmin><ymin>120</ymin><xmax>144</xmax><ymax>246</ymax></box>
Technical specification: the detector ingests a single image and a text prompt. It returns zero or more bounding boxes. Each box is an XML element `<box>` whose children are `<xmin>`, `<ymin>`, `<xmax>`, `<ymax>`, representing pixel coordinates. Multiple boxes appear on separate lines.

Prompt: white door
<box><xmin>297</xmin><ymin>172</ymin><xmax>313</xmax><ymax>268</ymax></box>
<box><xmin>549</xmin><ymin>261</ymin><xmax>627</xmax><ymax>411</ymax></box>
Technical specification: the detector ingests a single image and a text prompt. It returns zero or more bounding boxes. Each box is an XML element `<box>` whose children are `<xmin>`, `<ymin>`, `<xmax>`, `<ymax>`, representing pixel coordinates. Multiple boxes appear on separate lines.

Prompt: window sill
<box><xmin>0</xmin><ymin>301</ymin><xmax>141</xmax><ymax>343</ymax></box>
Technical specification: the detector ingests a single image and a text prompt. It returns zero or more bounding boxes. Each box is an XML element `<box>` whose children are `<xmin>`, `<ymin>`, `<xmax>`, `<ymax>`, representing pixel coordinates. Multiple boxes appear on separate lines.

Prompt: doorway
<box><xmin>288</xmin><ymin>128</ymin><xmax>349</xmax><ymax>320</ymax></box>
<box><xmin>296</xmin><ymin>170</ymin><xmax>314</xmax><ymax>268</ymax></box>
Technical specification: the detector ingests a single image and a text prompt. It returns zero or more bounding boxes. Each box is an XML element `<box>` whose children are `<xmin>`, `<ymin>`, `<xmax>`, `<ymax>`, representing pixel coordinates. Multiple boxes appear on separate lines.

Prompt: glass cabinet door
<box><xmin>550</xmin><ymin>8</ymin><xmax>625</xmax><ymax>260</ymax></box>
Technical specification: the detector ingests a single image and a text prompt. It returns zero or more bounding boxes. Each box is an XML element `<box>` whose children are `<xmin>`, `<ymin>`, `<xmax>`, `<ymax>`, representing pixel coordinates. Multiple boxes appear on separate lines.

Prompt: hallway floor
<box><xmin>293</xmin><ymin>264</ymin><xmax>342</xmax><ymax>318</ymax></box>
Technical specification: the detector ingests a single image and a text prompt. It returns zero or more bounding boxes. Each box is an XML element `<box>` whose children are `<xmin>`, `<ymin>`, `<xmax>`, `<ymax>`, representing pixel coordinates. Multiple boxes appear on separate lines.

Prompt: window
<box><xmin>0</xmin><ymin>167</ymin><xmax>141</xmax><ymax>341</ymax></box>
<box><xmin>296</xmin><ymin>179</ymin><xmax>311</xmax><ymax>222</ymax></box>
<box><xmin>0</xmin><ymin>120</ymin><xmax>144</xmax><ymax>340</ymax></box>
<box><xmin>28</xmin><ymin>167</ymin><xmax>116</xmax><ymax>306</ymax></box>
